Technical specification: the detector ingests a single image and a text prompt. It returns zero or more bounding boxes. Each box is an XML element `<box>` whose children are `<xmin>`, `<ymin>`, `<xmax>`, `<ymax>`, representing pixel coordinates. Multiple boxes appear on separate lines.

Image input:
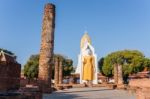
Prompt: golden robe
<box><xmin>82</xmin><ymin>55</ymin><xmax>95</xmax><ymax>80</ymax></box>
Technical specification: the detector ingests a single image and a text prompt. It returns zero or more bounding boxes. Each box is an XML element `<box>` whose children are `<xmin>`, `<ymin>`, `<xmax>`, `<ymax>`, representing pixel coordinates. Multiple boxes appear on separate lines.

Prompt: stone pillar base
<box><xmin>20</xmin><ymin>87</ymin><xmax>42</xmax><ymax>99</ymax></box>
<box><xmin>38</xmin><ymin>80</ymin><xmax>52</xmax><ymax>93</ymax></box>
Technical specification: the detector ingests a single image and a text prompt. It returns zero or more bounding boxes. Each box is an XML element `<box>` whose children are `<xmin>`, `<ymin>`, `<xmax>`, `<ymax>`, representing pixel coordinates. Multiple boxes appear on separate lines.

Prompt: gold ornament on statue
<box><xmin>80</xmin><ymin>32</ymin><xmax>91</xmax><ymax>49</ymax></box>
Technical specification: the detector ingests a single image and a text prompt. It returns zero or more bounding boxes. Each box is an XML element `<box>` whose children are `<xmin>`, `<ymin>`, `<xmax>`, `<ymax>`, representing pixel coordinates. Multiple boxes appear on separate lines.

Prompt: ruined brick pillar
<box><xmin>114</xmin><ymin>64</ymin><xmax>123</xmax><ymax>85</ymax></box>
<box><xmin>59</xmin><ymin>59</ymin><xmax>63</xmax><ymax>84</ymax></box>
<box><xmin>54</xmin><ymin>57</ymin><xmax>59</xmax><ymax>87</ymax></box>
<box><xmin>38</xmin><ymin>3</ymin><xmax>55</xmax><ymax>93</ymax></box>
<box><xmin>114</xmin><ymin>64</ymin><xmax>118</xmax><ymax>84</ymax></box>
<box><xmin>117</xmin><ymin>64</ymin><xmax>123</xmax><ymax>85</ymax></box>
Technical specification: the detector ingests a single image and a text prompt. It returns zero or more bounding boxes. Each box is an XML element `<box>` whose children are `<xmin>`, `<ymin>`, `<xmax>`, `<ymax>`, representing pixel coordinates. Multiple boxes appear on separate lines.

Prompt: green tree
<box><xmin>63</xmin><ymin>59</ymin><xmax>73</xmax><ymax>77</ymax></box>
<box><xmin>98</xmin><ymin>57</ymin><xmax>104</xmax><ymax>74</ymax></box>
<box><xmin>102</xmin><ymin>50</ymin><xmax>149</xmax><ymax>79</ymax></box>
<box><xmin>143</xmin><ymin>58</ymin><xmax>150</xmax><ymax>71</ymax></box>
<box><xmin>52</xmin><ymin>54</ymin><xmax>73</xmax><ymax>78</ymax></box>
<box><xmin>24</xmin><ymin>54</ymin><xmax>73</xmax><ymax>82</ymax></box>
<box><xmin>24</xmin><ymin>55</ymin><xmax>39</xmax><ymax>83</ymax></box>
<box><xmin>102</xmin><ymin>56</ymin><xmax>113</xmax><ymax>77</ymax></box>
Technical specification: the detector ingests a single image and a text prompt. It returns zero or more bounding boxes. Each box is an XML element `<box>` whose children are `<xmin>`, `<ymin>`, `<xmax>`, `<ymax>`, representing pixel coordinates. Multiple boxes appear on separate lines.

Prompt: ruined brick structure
<box><xmin>129</xmin><ymin>79</ymin><xmax>150</xmax><ymax>99</ymax></box>
<box><xmin>0</xmin><ymin>51</ymin><xmax>21</xmax><ymax>91</ymax></box>
<box><xmin>38</xmin><ymin>3</ymin><xmax>55</xmax><ymax>93</ymax></box>
<box><xmin>54</xmin><ymin>57</ymin><xmax>63</xmax><ymax>89</ymax></box>
<box><xmin>114</xmin><ymin>64</ymin><xmax>118</xmax><ymax>84</ymax></box>
<box><xmin>58</xmin><ymin>59</ymin><xmax>63</xmax><ymax>84</ymax></box>
<box><xmin>114</xmin><ymin>64</ymin><xmax>123</xmax><ymax>85</ymax></box>
<box><xmin>117</xmin><ymin>64</ymin><xmax>123</xmax><ymax>85</ymax></box>
<box><xmin>54</xmin><ymin>57</ymin><xmax>59</xmax><ymax>86</ymax></box>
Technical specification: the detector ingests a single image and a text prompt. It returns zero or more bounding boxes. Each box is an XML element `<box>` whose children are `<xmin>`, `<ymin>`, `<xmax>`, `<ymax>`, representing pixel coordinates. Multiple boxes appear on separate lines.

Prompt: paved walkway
<box><xmin>43</xmin><ymin>87</ymin><xmax>136</xmax><ymax>99</ymax></box>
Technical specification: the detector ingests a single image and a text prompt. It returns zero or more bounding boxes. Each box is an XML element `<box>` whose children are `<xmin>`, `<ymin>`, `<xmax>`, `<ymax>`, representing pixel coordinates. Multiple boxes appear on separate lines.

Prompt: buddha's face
<box><xmin>84</xmin><ymin>47</ymin><xmax>92</xmax><ymax>55</ymax></box>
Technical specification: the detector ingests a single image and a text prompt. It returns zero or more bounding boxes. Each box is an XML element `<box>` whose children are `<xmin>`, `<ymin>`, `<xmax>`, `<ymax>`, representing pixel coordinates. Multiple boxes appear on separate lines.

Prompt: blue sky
<box><xmin>0</xmin><ymin>0</ymin><xmax>150</xmax><ymax>67</ymax></box>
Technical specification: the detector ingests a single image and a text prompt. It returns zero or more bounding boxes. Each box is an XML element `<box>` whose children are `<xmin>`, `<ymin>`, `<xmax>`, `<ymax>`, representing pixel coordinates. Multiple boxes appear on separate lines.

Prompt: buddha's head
<box><xmin>84</xmin><ymin>46</ymin><xmax>92</xmax><ymax>55</ymax></box>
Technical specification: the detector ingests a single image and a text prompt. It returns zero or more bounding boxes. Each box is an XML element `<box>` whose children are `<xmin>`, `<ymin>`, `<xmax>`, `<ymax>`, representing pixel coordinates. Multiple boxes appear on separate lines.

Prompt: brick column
<box><xmin>54</xmin><ymin>57</ymin><xmax>59</xmax><ymax>87</ymax></box>
<box><xmin>59</xmin><ymin>59</ymin><xmax>63</xmax><ymax>84</ymax></box>
<box><xmin>38</xmin><ymin>3</ymin><xmax>55</xmax><ymax>93</ymax></box>
<box><xmin>114</xmin><ymin>64</ymin><xmax>118</xmax><ymax>84</ymax></box>
<box><xmin>117</xmin><ymin>64</ymin><xmax>123</xmax><ymax>85</ymax></box>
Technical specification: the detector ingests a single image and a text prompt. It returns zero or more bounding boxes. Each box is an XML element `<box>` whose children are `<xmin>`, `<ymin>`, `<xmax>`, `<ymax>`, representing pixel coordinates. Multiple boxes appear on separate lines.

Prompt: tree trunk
<box><xmin>38</xmin><ymin>3</ymin><xmax>55</xmax><ymax>93</ymax></box>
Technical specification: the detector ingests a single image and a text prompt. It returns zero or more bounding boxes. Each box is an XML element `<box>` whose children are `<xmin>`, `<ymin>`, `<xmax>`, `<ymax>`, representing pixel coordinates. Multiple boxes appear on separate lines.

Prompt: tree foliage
<box><xmin>100</xmin><ymin>50</ymin><xmax>150</xmax><ymax>78</ymax></box>
<box><xmin>24</xmin><ymin>55</ymin><xmax>39</xmax><ymax>82</ymax></box>
<box><xmin>143</xmin><ymin>58</ymin><xmax>150</xmax><ymax>71</ymax></box>
<box><xmin>23</xmin><ymin>54</ymin><xmax>73</xmax><ymax>81</ymax></box>
<box><xmin>98</xmin><ymin>57</ymin><xmax>104</xmax><ymax>73</ymax></box>
<box><xmin>52</xmin><ymin>54</ymin><xmax>73</xmax><ymax>78</ymax></box>
<box><xmin>62</xmin><ymin>59</ymin><xmax>73</xmax><ymax>77</ymax></box>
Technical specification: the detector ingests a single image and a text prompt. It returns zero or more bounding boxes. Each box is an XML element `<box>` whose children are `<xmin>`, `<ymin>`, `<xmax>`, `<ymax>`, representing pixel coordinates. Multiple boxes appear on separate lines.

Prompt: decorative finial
<box><xmin>80</xmin><ymin>30</ymin><xmax>91</xmax><ymax>49</ymax></box>
<box><xmin>84</xmin><ymin>26</ymin><xmax>88</xmax><ymax>34</ymax></box>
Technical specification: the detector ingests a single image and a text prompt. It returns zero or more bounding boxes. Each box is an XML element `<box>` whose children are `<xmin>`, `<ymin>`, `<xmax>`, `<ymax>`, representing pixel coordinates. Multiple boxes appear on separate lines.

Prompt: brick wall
<box><xmin>0</xmin><ymin>62</ymin><xmax>21</xmax><ymax>91</ymax></box>
<box><xmin>129</xmin><ymin>79</ymin><xmax>150</xmax><ymax>99</ymax></box>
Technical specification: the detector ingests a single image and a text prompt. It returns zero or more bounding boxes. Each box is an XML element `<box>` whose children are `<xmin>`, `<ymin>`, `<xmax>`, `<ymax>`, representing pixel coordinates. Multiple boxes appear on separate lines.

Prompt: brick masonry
<box><xmin>129</xmin><ymin>79</ymin><xmax>150</xmax><ymax>99</ymax></box>
<box><xmin>114</xmin><ymin>64</ymin><xmax>123</xmax><ymax>86</ymax></box>
<box><xmin>38</xmin><ymin>3</ymin><xmax>55</xmax><ymax>93</ymax></box>
<box><xmin>54</xmin><ymin>57</ymin><xmax>59</xmax><ymax>86</ymax></box>
<box><xmin>0</xmin><ymin>51</ymin><xmax>21</xmax><ymax>91</ymax></box>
